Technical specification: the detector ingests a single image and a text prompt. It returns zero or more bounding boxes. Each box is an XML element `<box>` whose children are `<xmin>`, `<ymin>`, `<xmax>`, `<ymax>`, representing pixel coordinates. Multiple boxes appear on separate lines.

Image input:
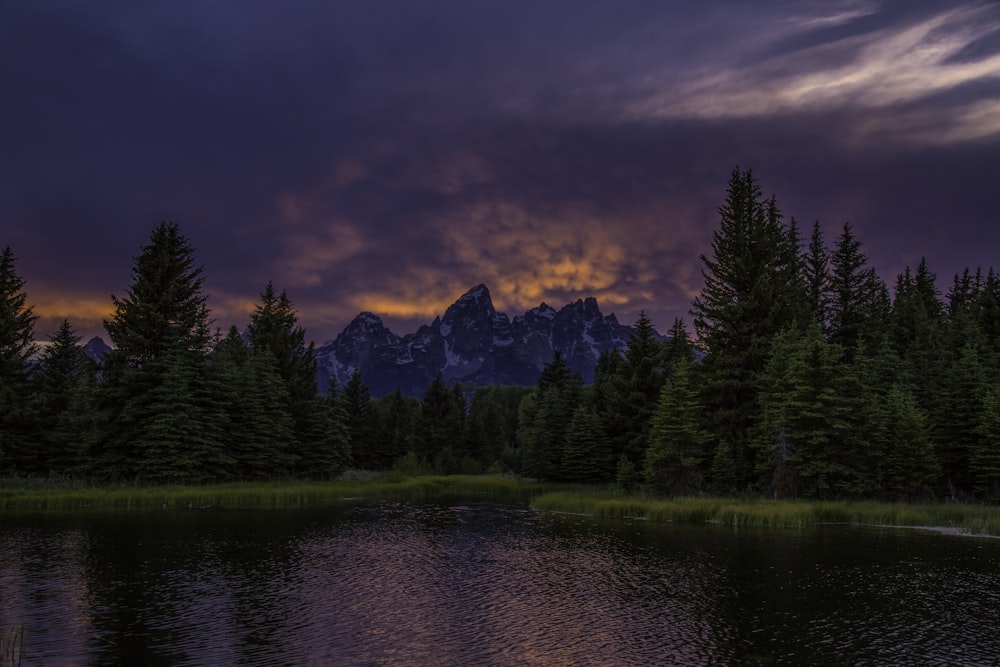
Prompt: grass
<box><xmin>0</xmin><ymin>474</ymin><xmax>547</xmax><ymax>511</ymax></box>
<box><xmin>0</xmin><ymin>625</ymin><xmax>22</xmax><ymax>667</ymax></box>
<box><xmin>531</xmin><ymin>490</ymin><xmax>1000</xmax><ymax>536</ymax></box>
<box><xmin>2</xmin><ymin>475</ymin><xmax>996</xmax><ymax>536</ymax></box>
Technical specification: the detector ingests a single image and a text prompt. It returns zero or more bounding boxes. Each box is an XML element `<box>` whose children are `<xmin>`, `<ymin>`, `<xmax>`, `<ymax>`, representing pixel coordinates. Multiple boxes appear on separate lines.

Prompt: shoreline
<box><xmin>2</xmin><ymin>475</ymin><xmax>997</xmax><ymax>537</ymax></box>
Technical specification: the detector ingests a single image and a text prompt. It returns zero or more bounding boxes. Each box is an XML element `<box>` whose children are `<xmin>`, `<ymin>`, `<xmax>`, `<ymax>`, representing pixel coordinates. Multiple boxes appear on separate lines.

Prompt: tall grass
<box><xmin>0</xmin><ymin>625</ymin><xmax>23</xmax><ymax>667</ymax></box>
<box><xmin>0</xmin><ymin>474</ymin><xmax>546</xmax><ymax>511</ymax></box>
<box><xmin>532</xmin><ymin>490</ymin><xmax>1000</xmax><ymax>536</ymax></box>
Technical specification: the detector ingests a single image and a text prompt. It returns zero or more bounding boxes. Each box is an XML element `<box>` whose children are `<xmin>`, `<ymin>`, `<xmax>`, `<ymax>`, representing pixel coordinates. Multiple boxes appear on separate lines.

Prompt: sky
<box><xmin>3</xmin><ymin>0</ymin><xmax>1000</xmax><ymax>346</ymax></box>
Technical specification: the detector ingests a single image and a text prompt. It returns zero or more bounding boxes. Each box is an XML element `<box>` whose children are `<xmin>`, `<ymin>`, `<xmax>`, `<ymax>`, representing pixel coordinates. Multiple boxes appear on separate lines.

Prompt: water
<box><xmin>1</xmin><ymin>499</ymin><xmax>998</xmax><ymax>666</ymax></box>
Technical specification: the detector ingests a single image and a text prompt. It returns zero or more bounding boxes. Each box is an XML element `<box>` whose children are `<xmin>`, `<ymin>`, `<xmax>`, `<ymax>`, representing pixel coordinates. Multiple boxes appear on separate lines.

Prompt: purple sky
<box><xmin>4</xmin><ymin>1</ymin><xmax>1000</xmax><ymax>345</ymax></box>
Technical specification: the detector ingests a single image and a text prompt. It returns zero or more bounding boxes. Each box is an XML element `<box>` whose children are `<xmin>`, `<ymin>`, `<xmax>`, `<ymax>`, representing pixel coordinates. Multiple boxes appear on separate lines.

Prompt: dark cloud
<box><xmin>3</xmin><ymin>1</ymin><xmax>999</xmax><ymax>344</ymax></box>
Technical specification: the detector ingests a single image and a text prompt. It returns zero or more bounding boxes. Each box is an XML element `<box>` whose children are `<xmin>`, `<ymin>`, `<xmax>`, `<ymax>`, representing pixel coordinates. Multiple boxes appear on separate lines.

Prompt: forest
<box><xmin>2</xmin><ymin>167</ymin><xmax>999</xmax><ymax>502</ymax></box>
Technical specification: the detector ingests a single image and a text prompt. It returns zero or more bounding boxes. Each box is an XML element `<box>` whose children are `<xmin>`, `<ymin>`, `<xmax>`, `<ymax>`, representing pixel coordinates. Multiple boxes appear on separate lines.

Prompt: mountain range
<box><xmin>316</xmin><ymin>284</ymin><xmax>652</xmax><ymax>397</ymax></box>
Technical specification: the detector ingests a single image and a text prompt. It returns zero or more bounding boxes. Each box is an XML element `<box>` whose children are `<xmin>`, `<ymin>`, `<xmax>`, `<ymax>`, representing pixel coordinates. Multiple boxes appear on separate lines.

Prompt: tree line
<box><xmin>2</xmin><ymin>168</ymin><xmax>1000</xmax><ymax>500</ymax></box>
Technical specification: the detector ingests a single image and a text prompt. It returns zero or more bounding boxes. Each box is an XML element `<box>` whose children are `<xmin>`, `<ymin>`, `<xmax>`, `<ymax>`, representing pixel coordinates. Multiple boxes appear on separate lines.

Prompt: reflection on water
<box><xmin>1</xmin><ymin>500</ymin><xmax>998</xmax><ymax>666</ymax></box>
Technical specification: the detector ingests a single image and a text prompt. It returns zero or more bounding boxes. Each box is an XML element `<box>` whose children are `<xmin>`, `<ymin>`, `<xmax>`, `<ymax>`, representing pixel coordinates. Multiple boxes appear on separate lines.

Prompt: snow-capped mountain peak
<box><xmin>315</xmin><ymin>284</ymin><xmax>653</xmax><ymax>396</ymax></box>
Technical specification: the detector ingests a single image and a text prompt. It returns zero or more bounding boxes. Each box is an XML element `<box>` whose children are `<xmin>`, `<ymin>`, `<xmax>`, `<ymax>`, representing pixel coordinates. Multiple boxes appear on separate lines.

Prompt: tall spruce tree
<box><xmin>874</xmin><ymin>384</ymin><xmax>938</xmax><ymax>501</ymax></box>
<box><xmin>890</xmin><ymin>259</ymin><xmax>944</xmax><ymax>412</ymax></box>
<box><xmin>338</xmin><ymin>370</ymin><xmax>378</xmax><ymax>469</ymax></box>
<box><xmin>32</xmin><ymin>319</ymin><xmax>95</xmax><ymax>474</ymax></box>
<box><xmin>96</xmin><ymin>223</ymin><xmax>225</xmax><ymax>481</ymax></box>
<box><xmin>517</xmin><ymin>352</ymin><xmax>583</xmax><ymax>481</ymax></box>
<box><xmin>561</xmin><ymin>401</ymin><xmax>613</xmax><ymax>482</ymax></box>
<box><xmin>374</xmin><ymin>387</ymin><xmax>420</xmax><ymax>469</ymax></box>
<box><xmin>610</xmin><ymin>312</ymin><xmax>666</xmax><ymax>468</ymax></box>
<box><xmin>247</xmin><ymin>283</ymin><xmax>336</xmax><ymax>477</ymax></box>
<box><xmin>418</xmin><ymin>376</ymin><xmax>465</xmax><ymax>468</ymax></box>
<box><xmin>0</xmin><ymin>246</ymin><xmax>38</xmax><ymax>475</ymax></box>
<box><xmin>828</xmin><ymin>223</ymin><xmax>888</xmax><ymax>359</ymax></box>
<box><xmin>803</xmin><ymin>221</ymin><xmax>832</xmax><ymax>332</ymax></box>
<box><xmin>643</xmin><ymin>359</ymin><xmax>711</xmax><ymax>495</ymax></box>
<box><xmin>754</xmin><ymin>324</ymin><xmax>865</xmax><ymax>498</ymax></box>
<box><xmin>973</xmin><ymin>387</ymin><xmax>1000</xmax><ymax>500</ymax></box>
<box><xmin>212</xmin><ymin>327</ymin><xmax>296</xmax><ymax>479</ymax></box>
<box><xmin>691</xmin><ymin>168</ymin><xmax>802</xmax><ymax>484</ymax></box>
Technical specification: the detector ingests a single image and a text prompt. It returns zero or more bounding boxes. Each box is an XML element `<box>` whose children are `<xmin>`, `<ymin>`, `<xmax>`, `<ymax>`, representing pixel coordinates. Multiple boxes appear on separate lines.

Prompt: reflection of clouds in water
<box><xmin>275</xmin><ymin>503</ymin><xmax>723</xmax><ymax>665</ymax></box>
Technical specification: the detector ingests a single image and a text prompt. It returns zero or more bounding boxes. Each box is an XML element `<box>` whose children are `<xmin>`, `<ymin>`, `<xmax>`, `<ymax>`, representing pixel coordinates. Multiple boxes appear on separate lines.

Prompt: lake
<box><xmin>1</xmin><ymin>497</ymin><xmax>998</xmax><ymax>665</ymax></box>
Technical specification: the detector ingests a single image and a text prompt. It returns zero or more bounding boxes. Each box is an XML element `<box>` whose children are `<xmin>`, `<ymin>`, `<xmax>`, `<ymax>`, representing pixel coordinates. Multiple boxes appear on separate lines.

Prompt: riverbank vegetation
<box><xmin>2</xmin><ymin>473</ymin><xmax>996</xmax><ymax>536</ymax></box>
<box><xmin>4</xmin><ymin>169</ymin><xmax>1000</xmax><ymax>505</ymax></box>
<box><xmin>0</xmin><ymin>474</ymin><xmax>545</xmax><ymax>511</ymax></box>
<box><xmin>532</xmin><ymin>490</ymin><xmax>1000</xmax><ymax>536</ymax></box>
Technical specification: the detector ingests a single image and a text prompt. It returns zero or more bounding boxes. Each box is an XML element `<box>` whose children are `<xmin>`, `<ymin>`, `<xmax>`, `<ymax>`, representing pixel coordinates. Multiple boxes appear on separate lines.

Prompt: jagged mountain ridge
<box><xmin>316</xmin><ymin>284</ymin><xmax>653</xmax><ymax>397</ymax></box>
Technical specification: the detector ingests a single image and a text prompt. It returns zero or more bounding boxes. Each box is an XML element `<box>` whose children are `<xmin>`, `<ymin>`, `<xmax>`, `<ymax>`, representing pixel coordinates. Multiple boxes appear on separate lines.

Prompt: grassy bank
<box><xmin>531</xmin><ymin>490</ymin><xmax>1000</xmax><ymax>536</ymax></box>
<box><xmin>4</xmin><ymin>476</ymin><xmax>996</xmax><ymax>536</ymax></box>
<box><xmin>0</xmin><ymin>474</ymin><xmax>545</xmax><ymax>511</ymax></box>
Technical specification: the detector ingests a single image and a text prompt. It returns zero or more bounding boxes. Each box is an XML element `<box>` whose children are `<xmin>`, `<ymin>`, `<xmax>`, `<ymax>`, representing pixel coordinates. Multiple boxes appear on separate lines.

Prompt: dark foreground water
<box><xmin>1</xmin><ymin>499</ymin><xmax>998</xmax><ymax>666</ymax></box>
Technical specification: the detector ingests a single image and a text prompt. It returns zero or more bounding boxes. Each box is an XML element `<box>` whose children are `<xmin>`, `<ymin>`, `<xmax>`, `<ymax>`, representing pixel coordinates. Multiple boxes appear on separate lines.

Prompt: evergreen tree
<box><xmin>466</xmin><ymin>386</ymin><xmax>510</xmax><ymax>469</ymax></box>
<box><xmin>643</xmin><ymin>359</ymin><xmax>711</xmax><ymax>495</ymax></box>
<box><xmin>131</xmin><ymin>352</ymin><xmax>232</xmax><ymax>483</ymax></box>
<box><xmin>803</xmin><ymin>221</ymin><xmax>831</xmax><ymax>332</ymax></box>
<box><xmin>375</xmin><ymin>387</ymin><xmax>421</xmax><ymax>468</ymax></box>
<box><xmin>213</xmin><ymin>329</ymin><xmax>297</xmax><ymax>479</ymax></box>
<box><xmin>561</xmin><ymin>400</ymin><xmax>614</xmax><ymax>483</ymax></box>
<box><xmin>339</xmin><ymin>370</ymin><xmax>379</xmax><ymax>469</ymax></box>
<box><xmin>930</xmin><ymin>342</ymin><xmax>984</xmax><ymax>496</ymax></box>
<box><xmin>973</xmin><ymin>387</ymin><xmax>1000</xmax><ymax>500</ymax></box>
<box><xmin>0</xmin><ymin>246</ymin><xmax>38</xmax><ymax>475</ymax></box>
<box><xmin>518</xmin><ymin>352</ymin><xmax>584</xmax><ymax>480</ymax></box>
<box><xmin>32</xmin><ymin>320</ymin><xmax>95</xmax><ymax>474</ymax></box>
<box><xmin>828</xmin><ymin>223</ymin><xmax>888</xmax><ymax>358</ymax></box>
<box><xmin>662</xmin><ymin>317</ymin><xmax>696</xmax><ymax>371</ymax></box>
<box><xmin>691</xmin><ymin>167</ymin><xmax>803</xmax><ymax>483</ymax></box>
<box><xmin>889</xmin><ymin>259</ymin><xmax>944</xmax><ymax>410</ymax></box>
<box><xmin>418</xmin><ymin>376</ymin><xmax>465</xmax><ymax>468</ymax></box>
<box><xmin>875</xmin><ymin>385</ymin><xmax>938</xmax><ymax>501</ymax></box>
<box><xmin>754</xmin><ymin>325</ymin><xmax>865</xmax><ymax>498</ymax></box>
<box><xmin>246</xmin><ymin>283</ymin><xmax>327</xmax><ymax>476</ymax></box>
<box><xmin>296</xmin><ymin>395</ymin><xmax>351</xmax><ymax>479</ymax></box>
<box><xmin>247</xmin><ymin>282</ymin><xmax>318</xmax><ymax>405</ymax></box>
<box><xmin>95</xmin><ymin>223</ymin><xmax>222</xmax><ymax>481</ymax></box>
<box><xmin>612</xmin><ymin>312</ymin><xmax>666</xmax><ymax>468</ymax></box>
<box><xmin>589</xmin><ymin>348</ymin><xmax>629</xmax><ymax>479</ymax></box>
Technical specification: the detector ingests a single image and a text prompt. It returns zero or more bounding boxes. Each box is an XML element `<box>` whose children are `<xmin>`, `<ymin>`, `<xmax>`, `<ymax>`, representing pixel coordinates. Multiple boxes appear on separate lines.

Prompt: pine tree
<box><xmin>0</xmin><ymin>246</ymin><xmax>38</xmax><ymax>475</ymax></box>
<box><xmin>247</xmin><ymin>282</ymin><xmax>318</xmax><ymax>405</ymax></box>
<box><xmin>890</xmin><ymin>259</ymin><xmax>944</xmax><ymax>411</ymax></box>
<box><xmin>617</xmin><ymin>311</ymin><xmax>666</xmax><ymax>466</ymax></box>
<box><xmin>973</xmin><ymin>387</ymin><xmax>1000</xmax><ymax>500</ymax></box>
<box><xmin>561</xmin><ymin>401</ymin><xmax>614</xmax><ymax>483</ymax></box>
<box><xmin>803</xmin><ymin>221</ymin><xmax>831</xmax><ymax>332</ymax></box>
<box><xmin>32</xmin><ymin>319</ymin><xmax>95</xmax><ymax>474</ymax></box>
<box><xmin>828</xmin><ymin>223</ymin><xmax>888</xmax><ymax>359</ymax></box>
<box><xmin>643</xmin><ymin>359</ymin><xmax>711</xmax><ymax>495</ymax></box>
<box><xmin>296</xmin><ymin>395</ymin><xmax>351</xmax><ymax>479</ymax></box>
<box><xmin>755</xmin><ymin>324</ymin><xmax>865</xmax><ymax>498</ymax></box>
<box><xmin>466</xmin><ymin>386</ymin><xmax>509</xmax><ymax>469</ymax></box>
<box><xmin>131</xmin><ymin>352</ymin><xmax>232</xmax><ymax>483</ymax></box>
<box><xmin>95</xmin><ymin>223</ymin><xmax>222</xmax><ymax>481</ymax></box>
<box><xmin>518</xmin><ymin>352</ymin><xmax>584</xmax><ymax>480</ymax></box>
<box><xmin>876</xmin><ymin>385</ymin><xmax>938</xmax><ymax>501</ymax></box>
<box><xmin>213</xmin><ymin>329</ymin><xmax>296</xmax><ymax>479</ymax></box>
<box><xmin>930</xmin><ymin>342</ymin><xmax>984</xmax><ymax>496</ymax></box>
<box><xmin>339</xmin><ymin>370</ymin><xmax>379</xmax><ymax>469</ymax></box>
<box><xmin>662</xmin><ymin>317</ymin><xmax>696</xmax><ymax>371</ymax></box>
<box><xmin>375</xmin><ymin>387</ymin><xmax>421</xmax><ymax>468</ymax></box>
<box><xmin>691</xmin><ymin>167</ymin><xmax>803</xmax><ymax>485</ymax></box>
<box><xmin>246</xmin><ymin>283</ymin><xmax>323</xmax><ymax>476</ymax></box>
<box><xmin>418</xmin><ymin>376</ymin><xmax>465</xmax><ymax>468</ymax></box>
